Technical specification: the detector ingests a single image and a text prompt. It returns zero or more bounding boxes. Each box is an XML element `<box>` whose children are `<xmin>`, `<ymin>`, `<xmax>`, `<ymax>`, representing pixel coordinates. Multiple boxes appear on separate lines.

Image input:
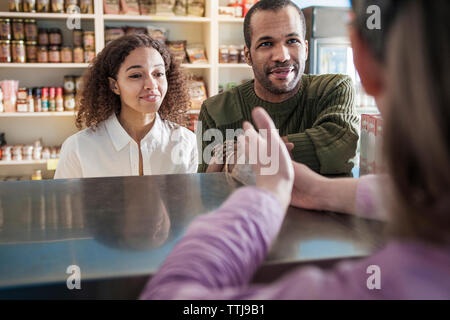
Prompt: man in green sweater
<box><xmin>197</xmin><ymin>0</ymin><xmax>359</xmax><ymax>175</ymax></box>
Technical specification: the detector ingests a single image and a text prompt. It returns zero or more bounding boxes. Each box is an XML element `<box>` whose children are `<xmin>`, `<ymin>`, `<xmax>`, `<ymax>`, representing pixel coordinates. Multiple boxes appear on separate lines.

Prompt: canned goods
<box><xmin>0</xmin><ymin>19</ymin><xmax>11</xmax><ymax>41</ymax></box>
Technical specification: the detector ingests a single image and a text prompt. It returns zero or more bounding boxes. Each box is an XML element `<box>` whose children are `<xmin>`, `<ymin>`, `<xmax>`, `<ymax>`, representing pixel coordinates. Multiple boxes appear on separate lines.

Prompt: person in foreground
<box><xmin>55</xmin><ymin>34</ymin><xmax>197</xmax><ymax>179</ymax></box>
<box><xmin>140</xmin><ymin>0</ymin><xmax>450</xmax><ymax>299</ymax></box>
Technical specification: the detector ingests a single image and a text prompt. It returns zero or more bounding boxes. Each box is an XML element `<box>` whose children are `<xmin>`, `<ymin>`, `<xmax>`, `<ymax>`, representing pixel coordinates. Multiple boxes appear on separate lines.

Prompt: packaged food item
<box><xmin>38</xmin><ymin>28</ymin><xmax>48</xmax><ymax>46</ymax></box>
<box><xmin>32</xmin><ymin>170</ymin><xmax>42</xmax><ymax>180</ymax></box>
<box><xmin>12</xmin><ymin>40</ymin><xmax>26</xmax><ymax>63</ymax></box>
<box><xmin>187</xmin><ymin>78</ymin><xmax>207</xmax><ymax>110</ymax></box>
<box><xmin>218</xmin><ymin>6</ymin><xmax>235</xmax><ymax>17</ymax></box>
<box><xmin>120</xmin><ymin>0</ymin><xmax>140</xmax><ymax>15</ymax></box>
<box><xmin>64</xmin><ymin>94</ymin><xmax>76</xmax><ymax>110</ymax></box>
<box><xmin>239</xmin><ymin>45</ymin><xmax>246</xmax><ymax>63</ymax></box>
<box><xmin>33</xmin><ymin>87</ymin><xmax>42</xmax><ymax>112</ymax></box>
<box><xmin>82</xmin><ymin>31</ymin><xmax>95</xmax><ymax>50</ymax></box>
<box><xmin>41</xmin><ymin>87</ymin><xmax>49</xmax><ymax>111</ymax></box>
<box><xmin>49</xmin><ymin>28</ymin><xmax>62</xmax><ymax>46</ymax></box>
<box><xmin>65</xmin><ymin>0</ymin><xmax>78</xmax><ymax>13</ymax></box>
<box><xmin>9</xmin><ymin>0</ymin><xmax>22</xmax><ymax>12</ymax></box>
<box><xmin>27</xmin><ymin>88</ymin><xmax>34</xmax><ymax>112</ymax></box>
<box><xmin>84</xmin><ymin>49</ymin><xmax>95</xmax><ymax>63</ymax></box>
<box><xmin>18</xmin><ymin>88</ymin><xmax>28</xmax><ymax>101</ymax></box>
<box><xmin>12</xmin><ymin>19</ymin><xmax>25</xmax><ymax>41</ymax></box>
<box><xmin>0</xmin><ymin>40</ymin><xmax>12</xmax><ymax>63</ymax></box>
<box><xmin>37</xmin><ymin>46</ymin><xmax>48</xmax><ymax>62</ymax></box>
<box><xmin>228</xmin><ymin>45</ymin><xmax>239</xmax><ymax>63</ymax></box>
<box><xmin>64</xmin><ymin>76</ymin><xmax>75</xmax><ymax>94</ymax></box>
<box><xmin>187</xmin><ymin>0</ymin><xmax>205</xmax><ymax>17</ymax></box>
<box><xmin>17</xmin><ymin>100</ymin><xmax>29</xmax><ymax>112</ymax></box>
<box><xmin>24</xmin><ymin>0</ymin><xmax>37</xmax><ymax>12</ymax></box>
<box><xmin>146</xmin><ymin>25</ymin><xmax>167</xmax><ymax>44</ymax></box>
<box><xmin>0</xmin><ymin>19</ymin><xmax>12</xmax><ymax>41</ymax></box>
<box><xmin>12</xmin><ymin>145</ymin><xmax>23</xmax><ymax>160</ymax></box>
<box><xmin>166</xmin><ymin>40</ymin><xmax>187</xmax><ymax>65</ymax></box>
<box><xmin>24</xmin><ymin>19</ymin><xmax>38</xmax><ymax>42</ymax></box>
<box><xmin>56</xmin><ymin>87</ymin><xmax>64</xmax><ymax>111</ymax></box>
<box><xmin>103</xmin><ymin>0</ymin><xmax>120</xmax><ymax>14</ymax></box>
<box><xmin>173</xmin><ymin>0</ymin><xmax>187</xmax><ymax>16</ymax></box>
<box><xmin>75</xmin><ymin>76</ymin><xmax>83</xmax><ymax>92</ymax></box>
<box><xmin>61</xmin><ymin>45</ymin><xmax>73</xmax><ymax>62</ymax></box>
<box><xmin>186</xmin><ymin>43</ymin><xmax>208</xmax><ymax>64</ymax></box>
<box><xmin>125</xmin><ymin>26</ymin><xmax>147</xmax><ymax>36</ymax></box>
<box><xmin>48</xmin><ymin>87</ymin><xmax>56</xmax><ymax>111</ymax></box>
<box><xmin>37</xmin><ymin>0</ymin><xmax>50</xmax><ymax>12</ymax></box>
<box><xmin>105</xmin><ymin>27</ymin><xmax>125</xmax><ymax>45</ymax></box>
<box><xmin>48</xmin><ymin>45</ymin><xmax>61</xmax><ymax>63</ymax></box>
<box><xmin>51</xmin><ymin>0</ymin><xmax>64</xmax><ymax>13</ymax></box>
<box><xmin>219</xmin><ymin>45</ymin><xmax>228</xmax><ymax>63</ymax></box>
<box><xmin>73</xmin><ymin>46</ymin><xmax>84</xmax><ymax>63</ymax></box>
<box><xmin>139</xmin><ymin>0</ymin><xmax>156</xmax><ymax>15</ymax></box>
<box><xmin>155</xmin><ymin>0</ymin><xmax>175</xmax><ymax>16</ymax></box>
<box><xmin>42</xmin><ymin>147</ymin><xmax>51</xmax><ymax>159</ymax></box>
<box><xmin>0</xmin><ymin>80</ymin><xmax>19</xmax><ymax>112</ymax></box>
<box><xmin>73</xmin><ymin>29</ymin><xmax>83</xmax><ymax>47</ymax></box>
<box><xmin>80</xmin><ymin>0</ymin><xmax>94</xmax><ymax>13</ymax></box>
<box><xmin>26</xmin><ymin>41</ymin><xmax>38</xmax><ymax>62</ymax></box>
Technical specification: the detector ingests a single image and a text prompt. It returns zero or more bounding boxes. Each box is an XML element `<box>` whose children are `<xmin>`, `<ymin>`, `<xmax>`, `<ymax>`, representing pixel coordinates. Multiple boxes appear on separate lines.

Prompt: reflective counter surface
<box><xmin>0</xmin><ymin>173</ymin><xmax>385</xmax><ymax>295</ymax></box>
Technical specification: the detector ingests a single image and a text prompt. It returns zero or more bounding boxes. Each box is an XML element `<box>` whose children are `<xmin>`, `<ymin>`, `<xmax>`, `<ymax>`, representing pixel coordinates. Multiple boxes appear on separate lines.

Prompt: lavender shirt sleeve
<box><xmin>355</xmin><ymin>174</ymin><xmax>389</xmax><ymax>221</ymax></box>
<box><xmin>140</xmin><ymin>186</ymin><xmax>285</xmax><ymax>300</ymax></box>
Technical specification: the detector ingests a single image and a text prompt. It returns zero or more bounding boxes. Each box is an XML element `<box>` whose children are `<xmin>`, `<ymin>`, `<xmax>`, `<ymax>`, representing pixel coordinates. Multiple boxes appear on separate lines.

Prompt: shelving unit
<box><xmin>0</xmin><ymin>0</ymin><xmax>252</xmax><ymax>179</ymax></box>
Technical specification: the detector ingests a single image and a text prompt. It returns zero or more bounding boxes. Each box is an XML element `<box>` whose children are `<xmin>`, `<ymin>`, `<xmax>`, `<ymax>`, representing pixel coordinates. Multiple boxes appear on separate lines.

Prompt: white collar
<box><xmin>105</xmin><ymin>113</ymin><xmax>163</xmax><ymax>151</ymax></box>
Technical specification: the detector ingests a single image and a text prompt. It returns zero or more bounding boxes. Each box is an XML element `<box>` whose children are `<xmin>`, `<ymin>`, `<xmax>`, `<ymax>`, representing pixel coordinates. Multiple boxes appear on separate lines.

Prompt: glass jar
<box><xmin>65</xmin><ymin>0</ymin><xmax>78</xmax><ymax>13</ymax></box>
<box><xmin>61</xmin><ymin>45</ymin><xmax>72</xmax><ymax>63</ymax></box>
<box><xmin>37</xmin><ymin>0</ymin><xmax>50</xmax><ymax>12</ymax></box>
<box><xmin>37</xmin><ymin>45</ymin><xmax>48</xmax><ymax>63</ymax></box>
<box><xmin>12</xmin><ymin>19</ymin><xmax>25</xmax><ymax>41</ymax></box>
<box><xmin>80</xmin><ymin>0</ymin><xmax>93</xmax><ymax>14</ymax></box>
<box><xmin>82</xmin><ymin>31</ymin><xmax>95</xmax><ymax>50</ymax></box>
<box><xmin>73</xmin><ymin>46</ymin><xmax>83</xmax><ymax>63</ymax></box>
<box><xmin>23</xmin><ymin>0</ymin><xmax>37</xmax><ymax>12</ymax></box>
<box><xmin>51</xmin><ymin>0</ymin><xmax>64</xmax><ymax>13</ymax></box>
<box><xmin>84</xmin><ymin>49</ymin><xmax>95</xmax><ymax>63</ymax></box>
<box><xmin>73</xmin><ymin>29</ymin><xmax>83</xmax><ymax>47</ymax></box>
<box><xmin>12</xmin><ymin>40</ymin><xmax>26</xmax><ymax>63</ymax></box>
<box><xmin>38</xmin><ymin>28</ymin><xmax>48</xmax><ymax>46</ymax></box>
<box><xmin>0</xmin><ymin>19</ymin><xmax>12</xmax><ymax>41</ymax></box>
<box><xmin>64</xmin><ymin>76</ymin><xmax>75</xmax><ymax>94</ymax></box>
<box><xmin>9</xmin><ymin>0</ymin><xmax>22</xmax><ymax>12</ymax></box>
<box><xmin>64</xmin><ymin>94</ymin><xmax>75</xmax><ymax>110</ymax></box>
<box><xmin>24</xmin><ymin>19</ymin><xmax>38</xmax><ymax>42</ymax></box>
<box><xmin>49</xmin><ymin>28</ymin><xmax>62</xmax><ymax>46</ymax></box>
<box><xmin>48</xmin><ymin>45</ymin><xmax>60</xmax><ymax>63</ymax></box>
<box><xmin>0</xmin><ymin>40</ymin><xmax>12</xmax><ymax>63</ymax></box>
<box><xmin>26</xmin><ymin>41</ymin><xmax>37</xmax><ymax>62</ymax></box>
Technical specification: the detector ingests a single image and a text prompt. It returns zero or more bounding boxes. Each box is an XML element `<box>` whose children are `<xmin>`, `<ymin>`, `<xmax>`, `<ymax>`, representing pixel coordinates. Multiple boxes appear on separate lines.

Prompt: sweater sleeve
<box><xmin>287</xmin><ymin>75</ymin><xmax>359</xmax><ymax>175</ymax></box>
<box><xmin>197</xmin><ymin>102</ymin><xmax>216</xmax><ymax>173</ymax></box>
<box><xmin>139</xmin><ymin>186</ymin><xmax>285</xmax><ymax>300</ymax></box>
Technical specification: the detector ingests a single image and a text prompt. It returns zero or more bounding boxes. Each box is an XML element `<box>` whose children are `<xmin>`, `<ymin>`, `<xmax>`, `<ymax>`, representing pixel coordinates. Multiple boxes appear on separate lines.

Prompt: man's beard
<box><xmin>254</xmin><ymin>62</ymin><xmax>303</xmax><ymax>95</ymax></box>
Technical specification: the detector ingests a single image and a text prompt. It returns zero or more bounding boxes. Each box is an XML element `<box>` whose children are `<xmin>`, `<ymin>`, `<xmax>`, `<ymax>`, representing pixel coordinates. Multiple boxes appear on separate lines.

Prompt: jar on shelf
<box><xmin>73</xmin><ymin>46</ymin><xmax>83</xmax><ymax>63</ymax></box>
<box><xmin>38</xmin><ymin>28</ymin><xmax>48</xmax><ymax>46</ymax></box>
<box><xmin>12</xmin><ymin>19</ymin><xmax>25</xmax><ymax>41</ymax></box>
<box><xmin>32</xmin><ymin>170</ymin><xmax>43</xmax><ymax>180</ymax></box>
<box><xmin>0</xmin><ymin>19</ymin><xmax>12</xmax><ymax>41</ymax></box>
<box><xmin>37</xmin><ymin>45</ymin><xmax>48</xmax><ymax>63</ymax></box>
<box><xmin>0</xmin><ymin>40</ymin><xmax>12</xmax><ymax>63</ymax></box>
<box><xmin>84</xmin><ymin>49</ymin><xmax>95</xmax><ymax>63</ymax></box>
<box><xmin>80</xmin><ymin>0</ymin><xmax>93</xmax><ymax>14</ymax></box>
<box><xmin>73</xmin><ymin>29</ymin><xmax>83</xmax><ymax>47</ymax></box>
<box><xmin>37</xmin><ymin>0</ymin><xmax>50</xmax><ymax>13</ymax></box>
<box><xmin>9</xmin><ymin>0</ymin><xmax>22</xmax><ymax>12</ymax></box>
<box><xmin>64</xmin><ymin>75</ymin><xmax>75</xmax><ymax>94</ymax></box>
<box><xmin>24</xmin><ymin>19</ymin><xmax>38</xmax><ymax>42</ymax></box>
<box><xmin>49</xmin><ymin>28</ymin><xmax>62</xmax><ymax>46</ymax></box>
<box><xmin>64</xmin><ymin>94</ymin><xmax>75</xmax><ymax>111</ymax></box>
<box><xmin>12</xmin><ymin>145</ymin><xmax>23</xmax><ymax>161</ymax></box>
<box><xmin>75</xmin><ymin>76</ymin><xmax>83</xmax><ymax>92</ymax></box>
<box><xmin>65</xmin><ymin>0</ymin><xmax>78</xmax><ymax>13</ymax></box>
<box><xmin>2</xmin><ymin>146</ymin><xmax>12</xmax><ymax>161</ymax></box>
<box><xmin>23</xmin><ymin>0</ymin><xmax>37</xmax><ymax>12</ymax></box>
<box><xmin>48</xmin><ymin>45</ymin><xmax>61</xmax><ymax>63</ymax></box>
<box><xmin>61</xmin><ymin>45</ymin><xmax>73</xmax><ymax>63</ymax></box>
<box><xmin>33</xmin><ymin>87</ymin><xmax>42</xmax><ymax>112</ymax></box>
<box><xmin>51</xmin><ymin>0</ymin><xmax>65</xmax><ymax>13</ymax></box>
<box><xmin>82</xmin><ymin>31</ymin><xmax>95</xmax><ymax>50</ymax></box>
<box><xmin>12</xmin><ymin>40</ymin><xmax>26</xmax><ymax>63</ymax></box>
<box><xmin>23</xmin><ymin>146</ymin><xmax>34</xmax><ymax>161</ymax></box>
<box><xmin>26</xmin><ymin>41</ymin><xmax>37</xmax><ymax>62</ymax></box>
<box><xmin>17</xmin><ymin>88</ymin><xmax>28</xmax><ymax>101</ymax></box>
<box><xmin>42</xmin><ymin>147</ymin><xmax>50</xmax><ymax>160</ymax></box>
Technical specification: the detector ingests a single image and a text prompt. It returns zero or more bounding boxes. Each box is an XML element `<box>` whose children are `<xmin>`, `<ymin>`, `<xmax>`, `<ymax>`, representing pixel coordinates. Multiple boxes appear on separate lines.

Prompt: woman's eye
<box><xmin>155</xmin><ymin>72</ymin><xmax>165</xmax><ymax>77</ymax></box>
<box><xmin>129</xmin><ymin>74</ymin><xmax>142</xmax><ymax>79</ymax></box>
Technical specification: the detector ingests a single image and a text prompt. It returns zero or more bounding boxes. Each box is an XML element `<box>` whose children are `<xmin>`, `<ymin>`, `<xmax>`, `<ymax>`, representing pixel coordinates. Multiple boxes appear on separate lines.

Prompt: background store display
<box><xmin>359</xmin><ymin>114</ymin><xmax>384</xmax><ymax>175</ymax></box>
<box><xmin>218</xmin><ymin>0</ymin><xmax>258</xmax><ymax>18</ymax></box>
<box><xmin>9</xmin><ymin>0</ymin><xmax>94</xmax><ymax>14</ymax></box>
<box><xmin>103</xmin><ymin>0</ymin><xmax>205</xmax><ymax>16</ymax></box>
<box><xmin>187</xmin><ymin>77</ymin><xmax>206</xmax><ymax>110</ymax></box>
<box><xmin>219</xmin><ymin>44</ymin><xmax>245</xmax><ymax>64</ymax></box>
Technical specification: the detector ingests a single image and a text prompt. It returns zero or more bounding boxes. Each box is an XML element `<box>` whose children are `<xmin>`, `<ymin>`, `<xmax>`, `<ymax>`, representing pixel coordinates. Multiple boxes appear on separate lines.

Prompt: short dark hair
<box><xmin>244</xmin><ymin>0</ymin><xmax>306</xmax><ymax>48</ymax></box>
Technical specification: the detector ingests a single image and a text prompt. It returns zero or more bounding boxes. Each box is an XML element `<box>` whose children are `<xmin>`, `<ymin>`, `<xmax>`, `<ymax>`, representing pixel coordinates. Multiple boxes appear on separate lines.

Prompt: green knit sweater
<box><xmin>197</xmin><ymin>74</ymin><xmax>359</xmax><ymax>175</ymax></box>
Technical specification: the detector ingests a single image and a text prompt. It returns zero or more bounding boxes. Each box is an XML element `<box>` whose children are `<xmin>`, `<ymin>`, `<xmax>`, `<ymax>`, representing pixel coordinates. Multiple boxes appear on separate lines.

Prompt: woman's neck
<box><xmin>118</xmin><ymin>106</ymin><xmax>157</xmax><ymax>143</ymax></box>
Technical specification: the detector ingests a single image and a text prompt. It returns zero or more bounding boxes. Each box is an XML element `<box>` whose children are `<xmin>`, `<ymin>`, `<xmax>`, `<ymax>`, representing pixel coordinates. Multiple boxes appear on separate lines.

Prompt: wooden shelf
<box><xmin>0</xmin><ymin>160</ymin><xmax>47</xmax><ymax>166</ymax></box>
<box><xmin>103</xmin><ymin>14</ymin><xmax>210</xmax><ymax>23</ymax></box>
<box><xmin>218</xmin><ymin>63</ymin><xmax>251</xmax><ymax>69</ymax></box>
<box><xmin>0</xmin><ymin>112</ymin><xmax>76</xmax><ymax>118</ymax></box>
<box><xmin>0</xmin><ymin>12</ymin><xmax>95</xmax><ymax>19</ymax></box>
<box><xmin>0</xmin><ymin>63</ymin><xmax>89</xmax><ymax>68</ymax></box>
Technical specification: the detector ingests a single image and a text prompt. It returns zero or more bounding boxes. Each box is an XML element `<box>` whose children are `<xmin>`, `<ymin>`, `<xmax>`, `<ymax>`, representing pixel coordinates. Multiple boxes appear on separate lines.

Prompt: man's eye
<box><xmin>287</xmin><ymin>39</ymin><xmax>300</xmax><ymax>44</ymax></box>
<box><xmin>259</xmin><ymin>42</ymin><xmax>272</xmax><ymax>47</ymax></box>
<box><xmin>129</xmin><ymin>74</ymin><xmax>142</xmax><ymax>79</ymax></box>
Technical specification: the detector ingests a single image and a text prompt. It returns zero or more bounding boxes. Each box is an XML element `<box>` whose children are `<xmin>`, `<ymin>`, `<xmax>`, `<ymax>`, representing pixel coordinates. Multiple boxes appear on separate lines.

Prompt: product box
<box><xmin>360</xmin><ymin>114</ymin><xmax>384</xmax><ymax>175</ymax></box>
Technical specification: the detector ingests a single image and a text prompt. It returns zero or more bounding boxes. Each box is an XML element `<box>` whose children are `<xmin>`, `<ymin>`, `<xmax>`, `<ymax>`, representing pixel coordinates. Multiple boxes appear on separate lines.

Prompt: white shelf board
<box><xmin>0</xmin><ymin>12</ymin><xmax>95</xmax><ymax>19</ymax></box>
<box><xmin>181</xmin><ymin>63</ymin><xmax>211</xmax><ymax>69</ymax></box>
<box><xmin>0</xmin><ymin>63</ymin><xmax>89</xmax><ymax>68</ymax></box>
<box><xmin>0</xmin><ymin>160</ymin><xmax>47</xmax><ymax>166</ymax></box>
<box><xmin>218</xmin><ymin>17</ymin><xmax>245</xmax><ymax>23</ymax></box>
<box><xmin>218</xmin><ymin>63</ymin><xmax>251</xmax><ymax>68</ymax></box>
<box><xmin>0</xmin><ymin>112</ymin><xmax>76</xmax><ymax>118</ymax></box>
<box><xmin>103</xmin><ymin>14</ymin><xmax>210</xmax><ymax>23</ymax></box>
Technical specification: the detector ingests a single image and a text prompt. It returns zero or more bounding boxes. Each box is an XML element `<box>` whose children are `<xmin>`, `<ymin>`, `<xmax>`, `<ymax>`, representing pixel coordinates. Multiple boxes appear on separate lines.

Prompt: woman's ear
<box><xmin>244</xmin><ymin>46</ymin><xmax>252</xmax><ymax>66</ymax></box>
<box><xmin>348</xmin><ymin>25</ymin><xmax>384</xmax><ymax>97</ymax></box>
<box><xmin>108</xmin><ymin>77</ymin><xmax>120</xmax><ymax>95</ymax></box>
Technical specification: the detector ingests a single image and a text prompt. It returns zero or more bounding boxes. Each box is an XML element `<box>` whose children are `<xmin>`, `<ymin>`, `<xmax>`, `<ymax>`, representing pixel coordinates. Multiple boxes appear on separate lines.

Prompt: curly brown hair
<box><xmin>76</xmin><ymin>34</ymin><xmax>191</xmax><ymax>129</ymax></box>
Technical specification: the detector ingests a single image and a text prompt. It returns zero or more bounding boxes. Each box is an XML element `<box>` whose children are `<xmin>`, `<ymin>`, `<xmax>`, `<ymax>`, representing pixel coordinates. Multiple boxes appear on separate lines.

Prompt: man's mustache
<box><xmin>266</xmin><ymin>63</ymin><xmax>299</xmax><ymax>74</ymax></box>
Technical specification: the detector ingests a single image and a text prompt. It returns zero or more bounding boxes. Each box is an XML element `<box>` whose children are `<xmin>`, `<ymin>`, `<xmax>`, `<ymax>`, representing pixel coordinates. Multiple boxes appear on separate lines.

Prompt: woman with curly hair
<box><xmin>55</xmin><ymin>34</ymin><xmax>197</xmax><ymax>179</ymax></box>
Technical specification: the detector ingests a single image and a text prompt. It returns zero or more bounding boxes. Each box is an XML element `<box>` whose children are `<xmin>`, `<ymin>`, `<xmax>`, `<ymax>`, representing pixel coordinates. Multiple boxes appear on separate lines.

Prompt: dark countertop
<box><xmin>0</xmin><ymin>173</ymin><xmax>385</xmax><ymax>297</ymax></box>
